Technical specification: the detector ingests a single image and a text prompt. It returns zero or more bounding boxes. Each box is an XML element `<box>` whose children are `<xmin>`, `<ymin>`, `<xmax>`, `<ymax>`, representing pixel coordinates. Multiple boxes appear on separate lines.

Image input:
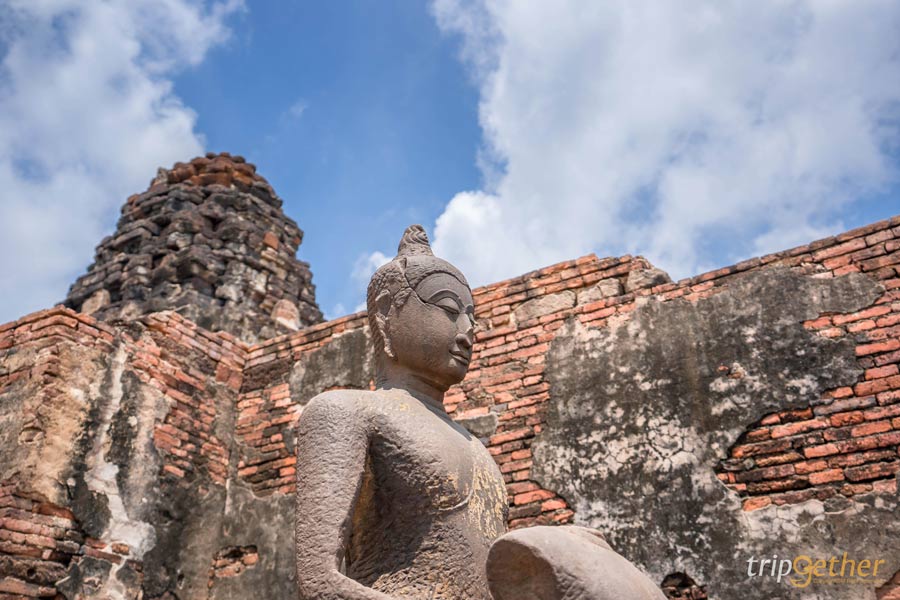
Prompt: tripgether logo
<box><xmin>747</xmin><ymin>554</ymin><xmax>888</xmax><ymax>588</ymax></box>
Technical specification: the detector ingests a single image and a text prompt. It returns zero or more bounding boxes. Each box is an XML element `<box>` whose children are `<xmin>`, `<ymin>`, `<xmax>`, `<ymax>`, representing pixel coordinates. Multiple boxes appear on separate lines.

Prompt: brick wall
<box><xmin>136</xmin><ymin>312</ymin><xmax>245</xmax><ymax>487</ymax></box>
<box><xmin>1</xmin><ymin>308</ymin><xmax>119</xmax><ymax>598</ymax></box>
<box><xmin>0</xmin><ymin>307</ymin><xmax>246</xmax><ymax>598</ymax></box>
<box><xmin>714</xmin><ymin>222</ymin><xmax>900</xmax><ymax>511</ymax></box>
<box><xmin>230</xmin><ymin>215</ymin><xmax>900</xmax><ymax>598</ymax></box>
<box><xmin>65</xmin><ymin>153</ymin><xmax>323</xmax><ymax>343</ymax></box>
<box><xmin>233</xmin><ymin>216</ymin><xmax>900</xmax><ymax>529</ymax></box>
<box><xmin>2</xmin><ymin>214</ymin><xmax>900</xmax><ymax>598</ymax></box>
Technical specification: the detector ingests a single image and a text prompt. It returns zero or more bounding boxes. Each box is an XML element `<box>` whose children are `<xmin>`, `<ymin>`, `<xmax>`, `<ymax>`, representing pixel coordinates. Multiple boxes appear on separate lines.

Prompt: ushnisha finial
<box><xmin>397</xmin><ymin>224</ymin><xmax>434</xmax><ymax>257</ymax></box>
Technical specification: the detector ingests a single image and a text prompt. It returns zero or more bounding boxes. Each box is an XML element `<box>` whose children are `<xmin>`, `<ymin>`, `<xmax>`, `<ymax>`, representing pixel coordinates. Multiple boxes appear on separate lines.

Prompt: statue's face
<box><xmin>388</xmin><ymin>271</ymin><xmax>476</xmax><ymax>390</ymax></box>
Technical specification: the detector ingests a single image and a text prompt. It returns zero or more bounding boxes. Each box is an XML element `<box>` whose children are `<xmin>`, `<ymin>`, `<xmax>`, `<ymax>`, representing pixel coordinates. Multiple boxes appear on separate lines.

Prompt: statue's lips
<box><xmin>449</xmin><ymin>351</ymin><xmax>471</xmax><ymax>365</ymax></box>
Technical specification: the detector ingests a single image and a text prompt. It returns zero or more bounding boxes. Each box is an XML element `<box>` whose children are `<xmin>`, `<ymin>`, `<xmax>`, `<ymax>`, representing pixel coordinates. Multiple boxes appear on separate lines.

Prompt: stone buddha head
<box><xmin>367</xmin><ymin>225</ymin><xmax>476</xmax><ymax>393</ymax></box>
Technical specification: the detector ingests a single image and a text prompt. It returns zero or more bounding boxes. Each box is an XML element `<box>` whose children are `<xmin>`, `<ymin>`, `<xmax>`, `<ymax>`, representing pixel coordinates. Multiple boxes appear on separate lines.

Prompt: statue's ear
<box><xmin>373</xmin><ymin>289</ymin><xmax>395</xmax><ymax>359</ymax></box>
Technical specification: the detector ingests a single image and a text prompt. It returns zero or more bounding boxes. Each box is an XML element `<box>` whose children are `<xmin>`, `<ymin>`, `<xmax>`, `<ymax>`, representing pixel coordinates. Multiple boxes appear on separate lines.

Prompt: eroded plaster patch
<box><xmin>532</xmin><ymin>269</ymin><xmax>898</xmax><ymax>599</ymax></box>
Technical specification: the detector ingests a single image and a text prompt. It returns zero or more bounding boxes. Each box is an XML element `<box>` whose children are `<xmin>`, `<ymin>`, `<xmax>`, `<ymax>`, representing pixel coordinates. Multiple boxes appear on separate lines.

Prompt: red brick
<box><xmin>864</xmin><ymin>229</ymin><xmax>894</xmax><ymax>245</ymax></box>
<box><xmin>731</xmin><ymin>439</ymin><xmax>792</xmax><ymax>458</ymax></box>
<box><xmin>830</xmin><ymin>411</ymin><xmax>866</xmax><ymax>427</ymax></box>
<box><xmin>0</xmin><ymin>576</ymin><xmax>57</xmax><ymax>596</ymax></box>
<box><xmin>827</xmin><ymin>449</ymin><xmax>896</xmax><ymax>468</ymax></box>
<box><xmin>848</xmin><ymin>319</ymin><xmax>877</xmax><ymax>333</ymax></box>
<box><xmin>875</xmin><ymin>312</ymin><xmax>900</xmax><ymax>328</ymax></box>
<box><xmin>263</xmin><ymin>231</ymin><xmax>279</xmax><ymax>249</ymax></box>
<box><xmin>742</xmin><ymin>497</ymin><xmax>772</xmax><ymax>511</ymax></box>
<box><xmin>735</xmin><ymin>464</ymin><xmax>795</xmax><ymax>483</ymax></box>
<box><xmin>860</xmin><ymin>250</ymin><xmax>900</xmax><ymax>271</ymax></box>
<box><xmin>817</xmin><ymin>327</ymin><xmax>844</xmax><ymax>338</ymax></box>
<box><xmin>804</xmin><ymin>443</ymin><xmax>840</xmax><ymax>458</ymax></box>
<box><xmin>759</xmin><ymin>414</ymin><xmax>781</xmax><ymax>426</ymax></box>
<box><xmin>857</xmin><ymin>339</ymin><xmax>900</xmax><ymax>356</ymax></box>
<box><xmin>865</xmin><ymin>365</ymin><xmax>899</xmax><ymax>380</ymax></box>
<box><xmin>112</xmin><ymin>542</ymin><xmax>130</xmax><ymax>555</ymax></box>
<box><xmin>850</xmin><ymin>420</ymin><xmax>893</xmax><ymax>438</ymax></box>
<box><xmin>506</xmin><ymin>482</ymin><xmax>539</xmax><ymax>495</ymax></box>
<box><xmin>835</xmin><ymin>431</ymin><xmax>900</xmax><ymax>453</ymax></box>
<box><xmin>163</xmin><ymin>465</ymin><xmax>185</xmax><ymax>478</ymax></box>
<box><xmin>855</xmin><ymin>376</ymin><xmax>900</xmax><ymax>397</ymax></box>
<box><xmin>863</xmin><ymin>404</ymin><xmax>900</xmax><ymax>421</ymax></box>
<box><xmin>755</xmin><ymin>451</ymin><xmax>803</xmax><ymax>467</ymax></box>
<box><xmin>833</xmin><ymin>305</ymin><xmax>891</xmax><ymax>325</ymax></box>
<box><xmin>879</xmin><ymin>390</ymin><xmax>900</xmax><ymax>405</ymax></box>
<box><xmin>844</xmin><ymin>461</ymin><xmax>899</xmax><ymax>482</ymax></box>
<box><xmin>489</xmin><ymin>428</ymin><xmax>533</xmax><ymax>446</ymax></box>
<box><xmin>541</xmin><ymin>499</ymin><xmax>567</xmax><ymax>512</ymax></box>
<box><xmin>770</xmin><ymin>488</ymin><xmax>830</xmax><ymax>505</ymax></box>
<box><xmin>33</xmin><ymin>503</ymin><xmax>74</xmax><ymax>522</ymax></box>
<box><xmin>814</xmin><ymin>395</ymin><xmax>877</xmax><ymax>416</ymax></box>
<box><xmin>83</xmin><ymin>546</ymin><xmax>123</xmax><ymax>564</ymax></box>
<box><xmin>770</xmin><ymin>418</ymin><xmax>828</xmax><ymax>439</ymax></box>
<box><xmin>30</xmin><ymin>314</ymin><xmax>78</xmax><ymax>332</ymax></box>
<box><xmin>840</xmin><ymin>482</ymin><xmax>873</xmax><ymax>496</ymax></box>
<box><xmin>746</xmin><ymin>478</ymin><xmax>808</xmax><ymax>494</ymax></box>
<box><xmin>812</xmin><ymin>238</ymin><xmax>867</xmax><ymax>261</ymax></box>
<box><xmin>500</xmin><ymin>459</ymin><xmax>532</xmax><ymax>475</ymax></box>
<box><xmin>803</xmin><ymin>316</ymin><xmax>832</xmax><ymax>329</ymax></box>
<box><xmin>873</xmin><ymin>478</ymin><xmax>898</xmax><ymax>494</ymax></box>
<box><xmin>794</xmin><ymin>460</ymin><xmax>828</xmax><ymax>474</ymax></box>
<box><xmin>513</xmin><ymin>490</ymin><xmax>555</xmax><ymax>505</ymax></box>
<box><xmin>808</xmin><ymin>469</ymin><xmax>844</xmax><ymax>485</ymax></box>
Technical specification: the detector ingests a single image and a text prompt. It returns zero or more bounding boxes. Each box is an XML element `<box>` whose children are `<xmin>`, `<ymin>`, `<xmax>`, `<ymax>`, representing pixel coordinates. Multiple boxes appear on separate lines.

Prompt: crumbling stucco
<box><xmin>533</xmin><ymin>268</ymin><xmax>898</xmax><ymax>599</ymax></box>
<box><xmin>289</xmin><ymin>328</ymin><xmax>373</xmax><ymax>406</ymax></box>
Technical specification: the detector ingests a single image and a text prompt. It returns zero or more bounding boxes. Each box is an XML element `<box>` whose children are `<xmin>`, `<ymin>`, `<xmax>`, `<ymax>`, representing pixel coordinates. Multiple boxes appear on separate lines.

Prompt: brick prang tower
<box><xmin>65</xmin><ymin>152</ymin><xmax>323</xmax><ymax>343</ymax></box>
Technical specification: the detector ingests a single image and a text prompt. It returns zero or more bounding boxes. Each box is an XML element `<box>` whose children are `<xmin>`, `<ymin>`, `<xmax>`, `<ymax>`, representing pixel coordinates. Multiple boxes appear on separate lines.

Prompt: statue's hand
<box><xmin>486</xmin><ymin>526</ymin><xmax>665</xmax><ymax>600</ymax></box>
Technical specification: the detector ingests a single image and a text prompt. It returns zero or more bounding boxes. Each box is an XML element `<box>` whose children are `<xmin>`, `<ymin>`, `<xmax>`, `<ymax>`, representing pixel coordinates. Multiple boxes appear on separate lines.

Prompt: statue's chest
<box><xmin>370</xmin><ymin>409</ymin><xmax>486</xmax><ymax>512</ymax></box>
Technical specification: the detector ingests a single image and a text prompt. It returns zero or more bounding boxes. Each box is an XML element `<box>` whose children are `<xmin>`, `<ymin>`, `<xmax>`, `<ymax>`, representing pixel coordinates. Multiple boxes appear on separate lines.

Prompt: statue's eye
<box><xmin>434</xmin><ymin>298</ymin><xmax>461</xmax><ymax>316</ymax></box>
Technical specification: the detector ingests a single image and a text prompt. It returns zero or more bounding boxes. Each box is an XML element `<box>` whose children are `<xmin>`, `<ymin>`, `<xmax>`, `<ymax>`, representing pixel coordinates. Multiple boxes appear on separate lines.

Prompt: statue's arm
<box><xmin>294</xmin><ymin>393</ymin><xmax>394</xmax><ymax>600</ymax></box>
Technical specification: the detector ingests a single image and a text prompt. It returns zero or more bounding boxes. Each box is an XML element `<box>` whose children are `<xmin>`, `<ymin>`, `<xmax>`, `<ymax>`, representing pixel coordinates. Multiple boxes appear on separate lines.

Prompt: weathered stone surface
<box><xmin>514</xmin><ymin>291</ymin><xmax>576</xmax><ymax>322</ymax></box>
<box><xmin>288</xmin><ymin>327</ymin><xmax>373</xmax><ymax>406</ymax></box>
<box><xmin>532</xmin><ymin>268</ymin><xmax>898</xmax><ymax>599</ymax></box>
<box><xmin>576</xmin><ymin>278</ymin><xmax>623</xmax><ymax>304</ymax></box>
<box><xmin>294</xmin><ymin>226</ymin><xmax>507</xmax><ymax>600</ymax></box>
<box><xmin>624</xmin><ymin>267</ymin><xmax>672</xmax><ymax>292</ymax></box>
<box><xmin>487</xmin><ymin>526</ymin><xmax>665</xmax><ymax>599</ymax></box>
<box><xmin>64</xmin><ymin>153</ymin><xmax>322</xmax><ymax>343</ymax></box>
<box><xmin>456</xmin><ymin>412</ymin><xmax>499</xmax><ymax>440</ymax></box>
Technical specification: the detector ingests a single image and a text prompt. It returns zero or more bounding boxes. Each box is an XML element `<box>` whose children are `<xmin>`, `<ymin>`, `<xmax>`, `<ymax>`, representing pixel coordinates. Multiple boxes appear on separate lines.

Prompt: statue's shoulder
<box><xmin>296</xmin><ymin>390</ymin><xmax>381</xmax><ymax>438</ymax></box>
<box><xmin>303</xmin><ymin>389</ymin><xmax>410</xmax><ymax>428</ymax></box>
<box><xmin>303</xmin><ymin>389</ymin><xmax>382</xmax><ymax>418</ymax></box>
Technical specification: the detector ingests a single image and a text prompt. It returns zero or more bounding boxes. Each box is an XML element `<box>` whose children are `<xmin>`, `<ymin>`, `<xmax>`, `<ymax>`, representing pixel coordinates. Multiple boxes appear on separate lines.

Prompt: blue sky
<box><xmin>1</xmin><ymin>1</ymin><xmax>899</xmax><ymax>324</ymax></box>
<box><xmin>172</xmin><ymin>2</ymin><xmax>482</xmax><ymax>317</ymax></box>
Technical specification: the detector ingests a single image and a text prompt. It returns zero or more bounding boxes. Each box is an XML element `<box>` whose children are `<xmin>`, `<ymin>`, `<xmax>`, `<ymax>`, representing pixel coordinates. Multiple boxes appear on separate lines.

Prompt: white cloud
<box><xmin>326</xmin><ymin>303</ymin><xmax>347</xmax><ymax>321</ymax></box>
<box><xmin>353</xmin><ymin>250</ymin><xmax>391</xmax><ymax>284</ymax></box>
<box><xmin>0</xmin><ymin>0</ymin><xmax>243</xmax><ymax>323</ymax></box>
<box><xmin>287</xmin><ymin>99</ymin><xmax>308</xmax><ymax>119</ymax></box>
<box><xmin>430</xmin><ymin>1</ymin><xmax>900</xmax><ymax>285</ymax></box>
<box><xmin>331</xmin><ymin>250</ymin><xmax>393</xmax><ymax>317</ymax></box>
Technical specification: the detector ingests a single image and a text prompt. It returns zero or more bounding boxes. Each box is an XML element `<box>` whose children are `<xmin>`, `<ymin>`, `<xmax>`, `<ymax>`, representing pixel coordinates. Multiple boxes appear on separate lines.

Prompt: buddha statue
<box><xmin>294</xmin><ymin>225</ymin><xmax>665</xmax><ymax>600</ymax></box>
<box><xmin>294</xmin><ymin>225</ymin><xmax>508</xmax><ymax>599</ymax></box>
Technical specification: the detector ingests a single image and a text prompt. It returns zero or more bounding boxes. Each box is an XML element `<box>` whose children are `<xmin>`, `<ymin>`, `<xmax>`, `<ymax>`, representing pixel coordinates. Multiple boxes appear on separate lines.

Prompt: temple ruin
<box><xmin>1</xmin><ymin>155</ymin><xmax>898</xmax><ymax>599</ymax></box>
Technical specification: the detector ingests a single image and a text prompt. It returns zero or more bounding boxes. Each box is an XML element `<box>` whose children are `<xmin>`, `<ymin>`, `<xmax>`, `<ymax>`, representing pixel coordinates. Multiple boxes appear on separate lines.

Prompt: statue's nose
<box><xmin>456</xmin><ymin>330</ymin><xmax>473</xmax><ymax>351</ymax></box>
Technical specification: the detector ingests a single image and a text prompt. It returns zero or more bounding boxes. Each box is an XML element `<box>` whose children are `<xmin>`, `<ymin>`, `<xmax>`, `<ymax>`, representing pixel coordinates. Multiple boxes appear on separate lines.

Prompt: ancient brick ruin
<box><xmin>65</xmin><ymin>153</ymin><xmax>322</xmax><ymax>343</ymax></box>
<box><xmin>1</xmin><ymin>157</ymin><xmax>899</xmax><ymax>599</ymax></box>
